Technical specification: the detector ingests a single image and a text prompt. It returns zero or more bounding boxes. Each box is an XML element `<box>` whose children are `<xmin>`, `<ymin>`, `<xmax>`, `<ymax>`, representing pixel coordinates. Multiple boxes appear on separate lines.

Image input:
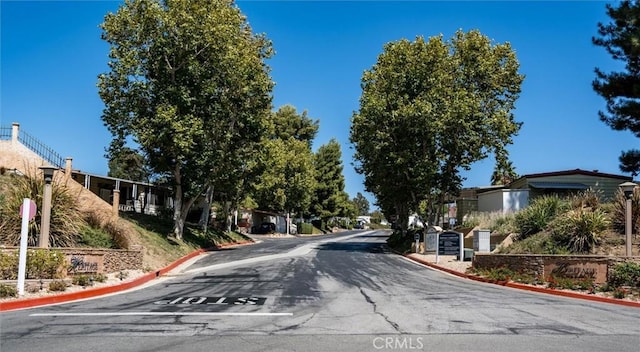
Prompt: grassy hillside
<box><xmin>0</xmin><ymin>171</ymin><xmax>251</xmax><ymax>271</ymax></box>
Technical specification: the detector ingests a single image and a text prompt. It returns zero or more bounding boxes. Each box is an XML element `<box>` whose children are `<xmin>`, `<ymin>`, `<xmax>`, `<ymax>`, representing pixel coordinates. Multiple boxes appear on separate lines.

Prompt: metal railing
<box><xmin>16</xmin><ymin>128</ymin><xmax>66</xmax><ymax>169</ymax></box>
<box><xmin>0</xmin><ymin>126</ymin><xmax>11</xmax><ymax>140</ymax></box>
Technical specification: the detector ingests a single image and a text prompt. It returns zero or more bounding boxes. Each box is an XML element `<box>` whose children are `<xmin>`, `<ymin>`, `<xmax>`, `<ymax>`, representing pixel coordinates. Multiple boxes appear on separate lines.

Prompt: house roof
<box><xmin>528</xmin><ymin>182</ymin><xmax>588</xmax><ymax>190</ymax></box>
<box><xmin>521</xmin><ymin>168</ymin><xmax>631</xmax><ymax>181</ymax></box>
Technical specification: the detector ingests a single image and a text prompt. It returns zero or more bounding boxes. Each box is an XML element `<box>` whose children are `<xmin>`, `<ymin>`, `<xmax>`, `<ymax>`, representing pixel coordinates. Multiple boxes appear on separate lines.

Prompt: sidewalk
<box><xmin>403</xmin><ymin>252</ymin><xmax>640</xmax><ymax>308</ymax></box>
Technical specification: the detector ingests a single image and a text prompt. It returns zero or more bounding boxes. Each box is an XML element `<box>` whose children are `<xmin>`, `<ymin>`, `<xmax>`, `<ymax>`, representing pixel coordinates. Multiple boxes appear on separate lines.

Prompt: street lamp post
<box><xmin>39</xmin><ymin>166</ymin><xmax>56</xmax><ymax>248</ymax></box>
<box><xmin>620</xmin><ymin>181</ymin><xmax>637</xmax><ymax>257</ymax></box>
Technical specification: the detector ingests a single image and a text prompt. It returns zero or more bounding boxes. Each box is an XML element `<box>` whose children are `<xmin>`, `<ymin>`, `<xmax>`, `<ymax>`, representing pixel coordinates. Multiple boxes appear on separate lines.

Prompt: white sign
<box><xmin>17</xmin><ymin>198</ymin><xmax>33</xmax><ymax>296</ymax></box>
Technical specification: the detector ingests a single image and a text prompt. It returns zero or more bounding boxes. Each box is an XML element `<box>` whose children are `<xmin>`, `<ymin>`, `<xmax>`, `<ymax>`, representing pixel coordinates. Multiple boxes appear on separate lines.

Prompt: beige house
<box><xmin>1</xmin><ymin>122</ymin><xmax>170</xmax><ymax>217</ymax></box>
<box><xmin>457</xmin><ymin>169</ymin><xmax>633</xmax><ymax>219</ymax></box>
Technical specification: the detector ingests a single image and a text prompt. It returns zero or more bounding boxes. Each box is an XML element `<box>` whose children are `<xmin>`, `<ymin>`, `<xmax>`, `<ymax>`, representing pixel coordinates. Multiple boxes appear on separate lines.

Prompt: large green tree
<box><xmin>593</xmin><ymin>0</ymin><xmax>640</xmax><ymax>176</ymax></box>
<box><xmin>313</xmin><ymin>139</ymin><xmax>352</xmax><ymax>224</ymax></box>
<box><xmin>252</xmin><ymin>105</ymin><xmax>318</xmax><ymax>215</ymax></box>
<box><xmin>352</xmin><ymin>192</ymin><xmax>370</xmax><ymax>216</ymax></box>
<box><xmin>619</xmin><ymin>149</ymin><xmax>640</xmax><ymax>177</ymax></box>
<box><xmin>351</xmin><ymin>30</ymin><xmax>523</xmax><ymax>231</ymax></box>
<box><xmin>269</xmin><ymin>104</ymin><xmax>319</xmax><ymax>147</ymax></box>
<box><xmin>253</xmin><ymin>138</ymin><xmax>316</xmax><ymax>214</ymax></box>
<box><xmin>98</xmin><ymin>0</ymin><xmax>274</xmax><ymax>239</ymax></box>
<box><xmin>491</xmin><ymin>152</ymin><xmax>519</xmax><ymax>185</ymax></box>
<box><xmin>107</xmin><ymin>146</ymin><xmax>150</xmax><ymax>182</ymax></box>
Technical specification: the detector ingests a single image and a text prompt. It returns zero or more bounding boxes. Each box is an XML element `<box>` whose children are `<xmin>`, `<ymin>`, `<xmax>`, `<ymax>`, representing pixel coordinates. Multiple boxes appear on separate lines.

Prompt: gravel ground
<box><xmin>0</xmin><ymin>269</ymin><xmax>147</xmax><ymax>302</ymax></box>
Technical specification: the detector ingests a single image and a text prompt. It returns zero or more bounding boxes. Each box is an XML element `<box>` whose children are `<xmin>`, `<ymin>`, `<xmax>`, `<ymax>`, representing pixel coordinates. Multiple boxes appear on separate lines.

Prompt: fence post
<box><xmin>11</xmin><ymin>123</ymin><xmax>19</xmax><ymax>145</ymax></box>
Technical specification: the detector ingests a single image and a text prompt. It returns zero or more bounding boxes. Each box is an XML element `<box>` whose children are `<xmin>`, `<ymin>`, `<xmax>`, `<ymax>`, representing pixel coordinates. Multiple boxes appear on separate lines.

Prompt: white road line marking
<box><xmin>183</xmin><ymin>231</ymin><xmax>375</xmax><ymax>275</ymax></box>
<box><xmin>30</xmin><ymin>312</ymin><xmax>293</xmax><ymax>317</ymax></box>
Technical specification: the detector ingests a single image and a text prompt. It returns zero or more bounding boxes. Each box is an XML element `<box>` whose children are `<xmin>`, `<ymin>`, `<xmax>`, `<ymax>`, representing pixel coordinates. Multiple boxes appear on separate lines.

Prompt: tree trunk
<box><xmin>200</xmin><ymin>185</ymin><xmax>214</xmax><ymax>231</ymax></box>
<box><xmin>172</xmin><ymin>164</ymin><xmax>184</xmax><ymax>240</ymax></box>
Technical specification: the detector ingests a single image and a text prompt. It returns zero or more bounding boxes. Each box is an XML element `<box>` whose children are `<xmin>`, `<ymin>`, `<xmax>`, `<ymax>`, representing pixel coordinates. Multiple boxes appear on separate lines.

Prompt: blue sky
<box><xmin>2</xmin><ymin>1</ymin><xmax>638</xmax><ymax>209</ymax></box>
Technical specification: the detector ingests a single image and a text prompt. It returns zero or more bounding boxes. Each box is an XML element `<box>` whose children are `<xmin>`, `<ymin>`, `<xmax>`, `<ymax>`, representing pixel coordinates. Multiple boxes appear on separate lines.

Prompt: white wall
<box><xmin>478</xmin><ymin>189</ymin><xmax>529</xmax><ymax>213</ymax></box>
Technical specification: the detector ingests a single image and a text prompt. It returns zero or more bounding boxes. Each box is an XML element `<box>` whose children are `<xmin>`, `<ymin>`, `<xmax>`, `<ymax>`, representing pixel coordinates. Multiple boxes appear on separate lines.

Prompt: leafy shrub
<box><xmin>0</xmin><ymin>251</ymin><xmax>18</xmax><ymax>279</ymax></box>
<box><xmin>0</xmin><ymin>170</ymin><xmax>83</xmax><ymax>247</ymax></box>
<box><xmin>485</xmin><ymin>267</ymin><xmax>515</xmax><ymax>281</ymax></box>
<box><xmin>93</xmin><ymin>273</ymin><xmax>107</xmax><ymax>282</ymax></box>
<box><xmin>498</xmin><ymin>232</ymin><xmax>570</xmax><ymax>254</ymax></box>
<box><xmin>549</xmin><ymin>208</ymin><xmax>609</xmax><ymax>253</ymax></box>
<box><xmin>72</xmin><ymin>274</ymin><xmax>92</xmax><ymax>287</ymax></box>
<box><xmin>613</xmin><ymin>287</ymin><xmax>628</xmax><ymax>299</ymax></box>
<box><xmin>48</xmin><ymin>280</ymin><xmax>67</xmax><ymax>292</ymax></box>
<box><xmin>387</xmin><ymin>229</ymin><xmax>417</xmax><ymax>253</ymax></box>
<box><xmin>0</xmin><ymin>249</ymin><xmax>66</xmax><ymax>280</ymax></box>
<box><xmin>311</xmin><ymin>219</ymin><xmax>326</xmax><ymax>231</ymax></box>
<box><xmin>78</xmin><ymin>224</ymin><xmax>115</xmax><ymax>248</ymax></box>
<box><xmin>609</xmin><ymin>262</ymin><xmax>640</xmax><ymax>288</ymax></box>
<box><xmin>26</xmin><ymin>249</ymin><xmax>67</xmax><ymax>279</ymax></box>
<box><xmin>514</xmin><ymin>195</ymin><xmax>568</xmax><ymax>240</ymax></box>
<box><xmin>546</xmin><ymin>275</ymin><xmax>594</xmax><ymax>290</ymax></box>
<box><xmin>296</xmin><ymin>222</ymin><xmax>314</xmax><ymax>235</ymax></box>
<box><xmin>0</xmin><ymin>283</ymin><xmax>17</xmax><ymax>298</ymax></box>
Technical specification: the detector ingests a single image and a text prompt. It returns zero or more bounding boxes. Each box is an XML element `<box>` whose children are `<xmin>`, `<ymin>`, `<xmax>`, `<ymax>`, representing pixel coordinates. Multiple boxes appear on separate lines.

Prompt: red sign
<box><xmin>19</xmin><ymin>199</ymin><xmax>37</xmax><ymax>221</ymax></box>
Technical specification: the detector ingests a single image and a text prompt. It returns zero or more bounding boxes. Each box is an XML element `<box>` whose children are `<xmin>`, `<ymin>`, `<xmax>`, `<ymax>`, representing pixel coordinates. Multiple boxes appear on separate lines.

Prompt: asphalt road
<box><xmin>1</xmin><ymin>230</ymin><xmax>640</xmax><ymax>352</ymax></box>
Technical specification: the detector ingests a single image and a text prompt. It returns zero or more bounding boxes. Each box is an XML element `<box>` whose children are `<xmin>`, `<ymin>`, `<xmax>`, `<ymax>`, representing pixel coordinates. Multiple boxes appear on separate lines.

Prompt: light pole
<box><xmin>620</xmin><ymin>181</ymin><xmax>637</xmax><ymax>257</ymax></box>
<box><xmin>39</xmin><ymin>166</ymin><xmax>56</xmax><ymax>248</ymax></box>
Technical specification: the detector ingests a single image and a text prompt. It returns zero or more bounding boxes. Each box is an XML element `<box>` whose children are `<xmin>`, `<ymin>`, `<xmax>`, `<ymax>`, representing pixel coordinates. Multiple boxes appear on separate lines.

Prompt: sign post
<box><xmin>17</xmin><ymin>198</ymin><xmax>36</xmax><ymax>296</ymax></box>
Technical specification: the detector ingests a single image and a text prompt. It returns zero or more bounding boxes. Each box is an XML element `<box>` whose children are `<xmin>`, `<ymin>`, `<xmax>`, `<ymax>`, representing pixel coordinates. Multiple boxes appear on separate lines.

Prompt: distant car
<box><xmin>252</xmin><ymin>222</ymin><xmax>276</xmax><ymax>234</ymax></box>
<box><xmin>354</xmin><ymin>223</ymin><xmax>364</xmax><ymax>229</ymax></box>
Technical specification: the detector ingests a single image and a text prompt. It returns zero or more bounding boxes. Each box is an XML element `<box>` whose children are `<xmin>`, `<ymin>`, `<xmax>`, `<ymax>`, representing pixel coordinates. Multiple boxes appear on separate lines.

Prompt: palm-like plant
<box><xmin>0</xmin><ymin>169</ymin><xmax>83</xmax><ymax>247</ymax></box>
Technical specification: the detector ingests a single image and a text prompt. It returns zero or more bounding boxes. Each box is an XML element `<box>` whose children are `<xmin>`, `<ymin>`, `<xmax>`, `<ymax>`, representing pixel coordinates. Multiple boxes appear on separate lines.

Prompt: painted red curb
<box><xmin>0</xmin><ymin>239</ymin><xmax>255</xmax><ymax>312</ymax></box>
<box><xmin>404</xmin><ymin>254</ymin><xmax>640</xmax><ymax>308</ymax></box>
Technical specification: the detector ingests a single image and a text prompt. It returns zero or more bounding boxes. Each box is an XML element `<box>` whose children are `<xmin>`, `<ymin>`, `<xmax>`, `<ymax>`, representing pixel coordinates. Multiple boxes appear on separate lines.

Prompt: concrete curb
<box><xmin>404</xmin><ymin>253</ymin><xmax>640</xmax><ymax>308</ymax></box>
<box><xmin>0</xmin><ymin>240</ymin><xmax>255</xmax><ymax>312</ymax></box>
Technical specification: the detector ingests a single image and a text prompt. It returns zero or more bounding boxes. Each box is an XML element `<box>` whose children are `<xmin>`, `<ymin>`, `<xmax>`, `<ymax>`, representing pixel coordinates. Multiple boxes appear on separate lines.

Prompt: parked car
<box><xmin>252</xmin><ymin>222</ymin><xmax>276</xmax><ymax>234</ymax></box>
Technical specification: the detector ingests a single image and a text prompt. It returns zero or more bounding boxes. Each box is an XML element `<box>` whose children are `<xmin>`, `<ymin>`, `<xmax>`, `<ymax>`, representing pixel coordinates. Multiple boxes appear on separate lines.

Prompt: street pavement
<box><xmin>1</xmin><ymin>230</ymin><xmax>640</xmax><ymax>352</ymax></box>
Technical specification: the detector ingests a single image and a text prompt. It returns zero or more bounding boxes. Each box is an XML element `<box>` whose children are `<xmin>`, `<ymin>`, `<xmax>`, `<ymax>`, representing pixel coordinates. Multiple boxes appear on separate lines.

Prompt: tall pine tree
<box><xmin>593</xmin><ymin>0</ymin><xmax>640</xmax><ymax>177</ymax></box>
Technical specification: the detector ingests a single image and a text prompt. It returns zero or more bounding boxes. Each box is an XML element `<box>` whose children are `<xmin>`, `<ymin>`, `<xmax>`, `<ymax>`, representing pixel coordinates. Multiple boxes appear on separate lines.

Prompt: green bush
<box><xmin>0</xmin><ymin>249</ymin><xmax>66</xmax><ymax>280</ymax></box>
<box><xmin>0</xmin><ymin>251</ymin><xmax>18</xmax><ymax>279</ymax></box>
<box><xmin>78</xmin><ymin>224</ymin><xmax>115</xmax><ymax>248</ymax></box>
<box><xmin>48</xmin><ymin>280</ymin><xmax>67</xmax><ymax>292</ymax></box>
<box><xmin>549</xmin><ymin>208</ymin><xmax>609</xmax><ymax>253</ymax></box>
<box><xmin>93</xmin><ymin>273</ymin><xmax>107</xmax><ymax>283</ymax></box>
<box><xmin>0</xmin><ymin>283</ymin><xmax>17</xmax><ymax>298</ymax></box>
<box><xmin>485</xmin><ymin>267</ymin><xmax>515</xmax><ymax>281</ymax></box>
<box><xmin>72</xmin><ymin>274</ymin><xmax>92</xmax><ymax>287</ymax></box>
<box><xmin>546</xmin><ymin>275</ymin><xmax>593</xmax><ymax>290</ymax></box>
<box><xmin>515</xmin><ymin>195</ymin><xmax>568</xmax><ymax>240</ymax></box>
<box><xmin>498</xmin><ymin>232</ymin><xmax>570</xmax><ymax>255</ymax></box>
<box><xmin>296</xmin><ymin>222</ymin><xmax>314</xmax><ymax>235</ymax></box>
<box><xmin>387</xmin><ymin>229</ymin><xmax>419</xmax><ymax>253</ymax></box>
<box><xmin>26</xmin><ymin>249</ymin><xmax>66</xmax><ymax>279</ymax></box>
<box><xmin>609</xmin><ymin>262</ymin><xmax>640</xmax><ymax>288</ymax></box>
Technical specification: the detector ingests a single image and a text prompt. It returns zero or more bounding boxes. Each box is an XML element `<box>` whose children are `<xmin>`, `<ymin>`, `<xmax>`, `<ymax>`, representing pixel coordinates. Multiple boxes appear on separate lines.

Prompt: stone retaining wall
<box><xmin>473</xmin><ymin>254</ymin><xmax>640</xmax><ymax>284</ymax></box>
<box><xmin>1</xmin><ymin>247</ymin><xmax>143</xmax><ymax>275</ymax></box>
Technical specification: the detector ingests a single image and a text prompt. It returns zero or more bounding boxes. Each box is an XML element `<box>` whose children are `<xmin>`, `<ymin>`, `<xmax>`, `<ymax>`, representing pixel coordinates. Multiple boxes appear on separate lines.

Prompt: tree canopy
<box><xmin>107</xmin><ymin>146</ymin><xmax>150</xmax><ymax>182</ymax></box>
<box><xmin>251</xmin><ymin>105</ymin><xmax>317</xmax><ymax>214</ymax></box>
<box><xmin>352</xmin><ymin>192</ymin><xmax>370</xmax><ymax>216</ymax></box>
<box><xmin>98</xmin><ymin>0</ymin><xmax>274</xmax><ymax>239</ymax></box>
<box><xmin>593</xmin><ymin>0</ymin><xmax>640</xmax><ymax>177</ymax></box>
<box><xmin>350</xmin><ymin>30</ymin><xmax>523</xmax><ymax>230</ymax></box>
<box><xmin>313</xmin><ymin>139</ymin><xmax>353</xmax><ymax>223</ymax></box>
